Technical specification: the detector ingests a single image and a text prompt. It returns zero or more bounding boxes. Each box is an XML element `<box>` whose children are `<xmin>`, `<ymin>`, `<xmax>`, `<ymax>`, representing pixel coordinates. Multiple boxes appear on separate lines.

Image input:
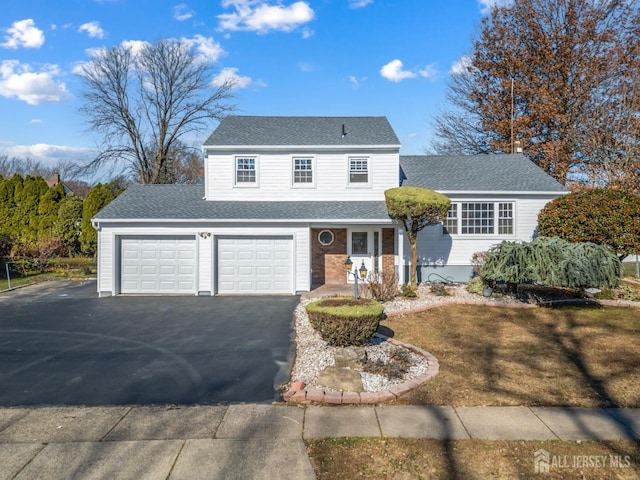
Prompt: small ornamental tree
<box><xmin>482</xmin><ymin>237</ymin><xmax>621</xmax><ymax>289</ymax></box>
<box><xmin>538</xmin><ymin>189</ymin><xmax>640</xmax><ymax>260</ymax></box>
<box><xmin>385</xmin><ymin>187</ymin><xmax>450</xmax><ymax>287</ymax></box>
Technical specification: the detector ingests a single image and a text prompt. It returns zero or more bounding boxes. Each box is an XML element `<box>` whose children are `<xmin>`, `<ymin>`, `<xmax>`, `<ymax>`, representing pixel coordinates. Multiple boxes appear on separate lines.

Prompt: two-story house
<box><xmin>92</xmin><ymin>115</ymin><xmax>566</xmax><ymax>296</ymax></box>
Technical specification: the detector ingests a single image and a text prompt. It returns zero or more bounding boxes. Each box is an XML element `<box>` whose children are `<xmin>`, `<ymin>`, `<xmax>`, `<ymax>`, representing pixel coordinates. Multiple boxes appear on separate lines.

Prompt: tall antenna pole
<box><xmin>510</xmin><ymin>77</ymin><xmax>514</xmax><ymax>154</ymax></box>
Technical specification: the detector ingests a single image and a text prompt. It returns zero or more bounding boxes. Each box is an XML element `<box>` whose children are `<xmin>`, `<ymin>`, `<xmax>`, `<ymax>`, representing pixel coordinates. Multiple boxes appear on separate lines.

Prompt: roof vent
<box><xmin>341</xmin><ymin>124</ymin><xmax>347</xmax><ymax>138</ymax></box>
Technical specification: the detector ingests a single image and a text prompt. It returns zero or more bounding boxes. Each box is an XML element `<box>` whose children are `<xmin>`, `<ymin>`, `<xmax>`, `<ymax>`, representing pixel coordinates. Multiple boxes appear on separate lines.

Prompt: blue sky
<box><xmin>0</xmin><ymin>0</ymin><xmax>508</xmax><ymax>177</ymax></box>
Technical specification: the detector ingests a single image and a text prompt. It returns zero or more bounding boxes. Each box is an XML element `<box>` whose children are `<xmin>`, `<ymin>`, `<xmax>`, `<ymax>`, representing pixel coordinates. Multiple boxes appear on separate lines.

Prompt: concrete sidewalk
<box><xmin>1</xmin><ymin>404</ymin><xmax>638</xmax><ymax>479</ymax></box>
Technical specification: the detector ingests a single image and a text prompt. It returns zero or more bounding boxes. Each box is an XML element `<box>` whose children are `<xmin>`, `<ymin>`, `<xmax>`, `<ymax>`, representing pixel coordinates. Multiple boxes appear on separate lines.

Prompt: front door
<box><xmin>347</xmin><ymin>229</ymin><xmax>381</xmax><ymax>281</ymax></box>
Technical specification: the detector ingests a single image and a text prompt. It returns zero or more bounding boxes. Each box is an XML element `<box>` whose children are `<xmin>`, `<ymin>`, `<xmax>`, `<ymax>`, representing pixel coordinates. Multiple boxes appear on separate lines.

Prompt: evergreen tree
<box><xmin>55</xmin><ymin>195</ymin><xmax>84</xmax><ymax>256</ymax></box>
<box><xmin>37</xmin><ymin>183</ymin><xmax>65</xmax><ymax>238</ymax></box>
<box><xmin>0</xmin><ymin>175</ymin><xmax>16</xmax><ymax>238</ymax></box>
<box><xmin>80</xmin><ymin>183</ymin><xmax>119</xmax><ymax>255</ymax></box>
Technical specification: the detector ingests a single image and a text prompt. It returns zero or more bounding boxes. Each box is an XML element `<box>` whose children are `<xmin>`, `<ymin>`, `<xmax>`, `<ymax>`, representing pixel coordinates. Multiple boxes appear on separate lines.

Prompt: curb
<box><xmin>283</xmin><ymin>334</ymin><xmax>439</xmax><ymax>405</ymax></box>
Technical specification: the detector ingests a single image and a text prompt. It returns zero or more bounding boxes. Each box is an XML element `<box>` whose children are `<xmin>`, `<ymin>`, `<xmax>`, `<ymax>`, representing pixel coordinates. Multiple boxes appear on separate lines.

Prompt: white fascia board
<box><xmin>202</xmin><ymin>144</ymin><xmax>400</xmax><ymax>152</ymax></box>
<box><xmin>93</xmin><ymin>218</ymin><xmax>395</xmax><ymax>225</ymax></box>
<box><xmin>438</xmin><ymin>190</ymin><xmax>568</xmax><ymax>196</ymax></box>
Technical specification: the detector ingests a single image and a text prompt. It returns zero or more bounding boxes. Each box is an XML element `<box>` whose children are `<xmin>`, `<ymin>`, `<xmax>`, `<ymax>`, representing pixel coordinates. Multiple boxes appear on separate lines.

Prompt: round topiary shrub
<box><xmin>305</xmin><ymin>297</ymin><xmax>384</xmax><ymax>347</ymax></box>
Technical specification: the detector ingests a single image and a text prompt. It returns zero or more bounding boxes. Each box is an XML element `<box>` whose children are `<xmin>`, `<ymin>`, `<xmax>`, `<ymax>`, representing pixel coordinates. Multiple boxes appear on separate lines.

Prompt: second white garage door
<box><xmin>217</xmin><ymin>236</ymin><xmax>293</xmax><ymax>294</ymax></box>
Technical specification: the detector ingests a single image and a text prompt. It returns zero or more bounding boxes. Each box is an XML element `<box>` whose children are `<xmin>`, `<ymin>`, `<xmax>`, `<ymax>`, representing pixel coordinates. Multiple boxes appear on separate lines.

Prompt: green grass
<box><xmin>622</xmin><ymin>260</ymin><xmax>640</xmax><ymax>278</ymax></box>
<box><xmin>305</xmin><ymin>297</ymin><xmax>384</xmax><ymax>317</ymax></box>
<box><xmin>0</xmin><ymin>257</ymin><xmax>96</xmax><ymax>291</ymax></box>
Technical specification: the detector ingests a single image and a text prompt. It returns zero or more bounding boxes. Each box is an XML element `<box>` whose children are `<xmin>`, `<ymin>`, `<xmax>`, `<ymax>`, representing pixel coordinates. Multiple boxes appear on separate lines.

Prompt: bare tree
<box><xmin>78</xmin><ymin>39</ymin><xmax>235</xmax><ymax>184</ymax></box>
<box><xmin>431</xmin><ymin>0</ymin><xmax>639</xmax><ymax>186</ymax></box>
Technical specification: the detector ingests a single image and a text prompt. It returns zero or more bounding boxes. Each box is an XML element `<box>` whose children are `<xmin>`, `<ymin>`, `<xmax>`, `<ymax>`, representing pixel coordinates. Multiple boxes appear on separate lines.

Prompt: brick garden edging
<box><xmin>283</xmin><ymin>296</ymin><xmax>640</xmax><ymax>405</ymax></box>
<box><xmin>283</xmin><ymin>333</ymin><xmax>440</xmax><ymax>405</ymax></box>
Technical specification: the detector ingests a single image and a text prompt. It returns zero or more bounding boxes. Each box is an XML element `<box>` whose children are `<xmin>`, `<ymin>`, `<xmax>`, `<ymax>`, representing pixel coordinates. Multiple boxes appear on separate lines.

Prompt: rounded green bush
<box><xmin>305</xmin><ymin>297</ymin><xmax>384</xmax><ymax>347</ymax></box>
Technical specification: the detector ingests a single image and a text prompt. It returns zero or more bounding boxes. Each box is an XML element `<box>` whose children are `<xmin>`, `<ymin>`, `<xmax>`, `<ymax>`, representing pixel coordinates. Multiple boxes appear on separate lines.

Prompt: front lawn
<box><xmin>383</xmin><ymin>305</ymin><xmax>640</xmax><ymax>408</ymax></box>
<box><xmin>307</xmin><ymin>438</ymin><xmax>640</xmax><ymax>480</ymax></box>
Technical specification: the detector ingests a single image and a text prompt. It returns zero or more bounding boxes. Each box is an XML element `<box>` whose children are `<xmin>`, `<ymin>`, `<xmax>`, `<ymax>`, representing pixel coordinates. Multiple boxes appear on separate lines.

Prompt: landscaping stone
<box><xmin>316</xmin><ymin>367</ymin><xmax>363</xmax><ymax>393</ymax></box>
<box><xmin>334</xmin><ymin>346</ymin><xmax>366</xmax><ymax>368</ymax></box>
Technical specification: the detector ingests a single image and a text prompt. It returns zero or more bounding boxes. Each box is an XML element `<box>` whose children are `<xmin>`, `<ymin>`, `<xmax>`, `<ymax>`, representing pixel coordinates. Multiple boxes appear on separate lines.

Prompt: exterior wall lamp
<box><xmin>344</xmin><ymin>256</ymin><xmax>368</xmax><ymax>299</ymax></box>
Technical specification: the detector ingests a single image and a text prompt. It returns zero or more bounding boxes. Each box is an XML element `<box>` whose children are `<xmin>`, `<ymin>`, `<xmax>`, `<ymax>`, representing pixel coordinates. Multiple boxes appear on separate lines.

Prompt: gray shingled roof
<box><xmin>204</xmin><ymin>116</ymin><xmax>401</xmax><ymax>147</ymax></box>
<box><xmin>94</xmin><ymin>185</ymin><xmax>392</xmax><ymax>221</ymax></box>
<box><xmin>399</xmin><ymin>154</ymin><xmax>567</xmax><ymax>192</ymax></box>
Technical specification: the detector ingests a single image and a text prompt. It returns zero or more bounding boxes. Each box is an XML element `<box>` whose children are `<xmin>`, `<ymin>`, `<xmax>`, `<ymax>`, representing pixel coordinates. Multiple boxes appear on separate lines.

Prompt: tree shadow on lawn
<box><xmin>380</xmin><ymin>304</ymin><xmax>640</xmax><ymax>479</ymax></box>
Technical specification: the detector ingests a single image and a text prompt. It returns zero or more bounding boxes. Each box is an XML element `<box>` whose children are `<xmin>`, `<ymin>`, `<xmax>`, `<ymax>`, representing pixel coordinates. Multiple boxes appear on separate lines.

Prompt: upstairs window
<box><xmin>349</xmin><ymin>158</ymin><xmax>369</xmax><ymax>184</ymax></box>
<box><xmin>236</xmin><ymin>157</ymin><xmax>256</xmax><ymax>184</ymax></box>
<box><xmin>293</xmin><ymin>157</ymin><xmax>313</xmax><ymax>185</ymax></box>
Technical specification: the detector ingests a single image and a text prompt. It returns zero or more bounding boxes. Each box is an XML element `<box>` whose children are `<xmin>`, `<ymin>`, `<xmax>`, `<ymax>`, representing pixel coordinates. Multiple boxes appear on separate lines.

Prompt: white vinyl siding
<box><xmin>413</xmin><ymin>195</ymin><xmax>558</xmax><ymax>268</ymax></box>
<box><xmin>217</xmin><ymin>236</ymin><xmax>293</xmax><ymax>294</ymax></box>
<box><xmin>120</xmin><ymin>236</ymin><xmax>196</xmax><ymax>294</ymax></box>
<box><xmin>205</xmin><ymin>150</ymin><xmax>398</xmax><ymax>201</ymax></box>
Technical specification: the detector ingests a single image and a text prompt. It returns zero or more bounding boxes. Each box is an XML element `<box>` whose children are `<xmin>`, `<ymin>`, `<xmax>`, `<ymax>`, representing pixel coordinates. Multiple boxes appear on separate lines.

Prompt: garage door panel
<box><xmin>217</xmin><ymin>236</ymin><xmax>293</xmax><ymax>294</ymax></box>
<box><xmin>120</xmin><ymin>236</ymin><xmax>195</xmax><ymax>294</ymax></box>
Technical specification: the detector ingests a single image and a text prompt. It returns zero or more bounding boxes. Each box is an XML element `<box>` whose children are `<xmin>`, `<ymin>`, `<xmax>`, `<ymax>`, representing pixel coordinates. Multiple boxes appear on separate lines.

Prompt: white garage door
<box><xmin>217</xmin><ymin>236</ymin><xmax>293</xmax><ymax>294</ymax></box>
<box><xmin>120</xmin><ymin>236</ymin><xmax>196</xmax><ymax>294</ymax></box>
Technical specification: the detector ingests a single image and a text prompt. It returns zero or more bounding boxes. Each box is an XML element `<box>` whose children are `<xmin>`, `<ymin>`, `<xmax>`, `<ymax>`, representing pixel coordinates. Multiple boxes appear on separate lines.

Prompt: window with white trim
<box><xmin>293</xmin><ymin>157</ymin><xmax>313</xmax><ymax>185</ymax></box>
<box><xmin>498</xmin><ymin>202</ymin><xmax>514</xmax><ymax>234</ymax></box>
<box><xmin>235</xmin><ymin>157</ymin><xmax>256</xmax><ymax>184</ymax></box>
<box><xmin>462</xmin><ymin>202</ymin><xmax>494</xmax><ymax>234</ymax></box>
<box><xmin>349</xmin><ymin>158</ymin><xmax>369</xmax><ymax>184</ymax></box>
<box><xmin>443</xmin><ymin>204</ymin><xmax>458</xmax><ymax>234</ymax></box>
<box><xmin>444</xmin><ymin>202</ymin><xmax>515</xmax><ymax>235</ymax></box>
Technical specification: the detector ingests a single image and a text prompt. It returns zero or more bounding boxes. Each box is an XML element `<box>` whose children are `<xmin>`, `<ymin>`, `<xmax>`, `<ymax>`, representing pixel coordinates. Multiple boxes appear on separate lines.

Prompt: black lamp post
<box><xmin>344</xmin><ymin>256</ymin><xmax>368</xmax><ymax>299</ymax></box>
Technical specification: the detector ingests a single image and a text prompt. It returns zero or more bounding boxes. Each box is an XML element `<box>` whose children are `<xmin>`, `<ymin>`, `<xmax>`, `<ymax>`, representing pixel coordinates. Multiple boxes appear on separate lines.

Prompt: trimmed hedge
<box><xmin>306</xmin><ymin>297</ymin><xmax>384</xmax><ymax>347</ymax></box>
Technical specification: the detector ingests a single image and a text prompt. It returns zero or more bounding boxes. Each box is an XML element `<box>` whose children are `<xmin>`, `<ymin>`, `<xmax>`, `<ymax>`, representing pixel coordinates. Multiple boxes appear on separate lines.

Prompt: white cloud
<box><xmin>0</xmin><ymin>143</ymin><xmax>93</xmax><ymax>163</ymax></box>
<box><xmin>0</xmin><ymin>60</ymin><xmax>69</xmax><ymax>105</ymax></box>
<box><xmin>212</xmin><ymin>67</ymin><xmax>263</xmax><ymax>89</ymax></box>
<box><xmin>478</xmin><ymin>0</ymin><xmax>513</xmax><ymax>15</ymax></box>
<box><xmin>419</xmin><ymin>63</ymin><xmax>438</xmax><ymax>80</ymax></box>
<box><xmin>297</xmin><ymin>62</ymin><xmax>315</xmax><ymax>72</ymax></box>
<box><xmin>174</xmin><ymin>3</ymin><xmax>194</xmax><ymax>21</ymax></box>
<box><xmin>78</xmin><ymin>21</ymin><xmax>105</xmax><ymax>39</ymax></box>
<box><xmin>380</xmin><ymin>59</ymin><xmax>416</xmax><ymax>82</ymax></box>
<box><xmin>1</xmin><ymin>19</ymin><xmax>45</xmax><ymax>49</ymax></box>
<box><xmin>349</xmin><ymin>75</ymin><xmax>367</xmax><ymax>88</ymax></box>
<box><xmin>218</xmin><ymin>0</ymin><xmax>315</xmax><ymax>34</ymax></box>
<box><xmin>181</xmin><ymin>35</ymin><xmax>224</xmax><ymax>63</ymax></box>
<box><xmin>29</xmin><ymin>118</ymin><xmax>42</xmax><ymax>124</ymax></box>
<box><xmin>450</xmin><ymin>55</ymin><xmax>472</xmax><ymax>75</ymax></box>
<box><xmin>349</xmin><ymin>0</ymin><xmax>373</xmax><ymax>8</ymax></box>
<box><xmin>120</xmin><ymin>40</ymin><xmax>150</xmax><ymax>57</ymax></box>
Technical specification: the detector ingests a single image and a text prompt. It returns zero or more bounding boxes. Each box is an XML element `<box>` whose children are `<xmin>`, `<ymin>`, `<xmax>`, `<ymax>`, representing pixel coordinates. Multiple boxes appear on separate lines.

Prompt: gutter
<box><xmin>91</xmin><ymin>218</ymin><xmax>396</xmax><ymax>225</ymax></box>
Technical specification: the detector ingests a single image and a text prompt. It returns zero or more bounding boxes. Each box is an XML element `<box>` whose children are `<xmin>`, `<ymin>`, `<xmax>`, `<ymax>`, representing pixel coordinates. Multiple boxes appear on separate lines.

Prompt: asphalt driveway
<box><xmin>0</xmin><ymin>280</ymin><xmax>299</xmax><ymax>406</ymax></box>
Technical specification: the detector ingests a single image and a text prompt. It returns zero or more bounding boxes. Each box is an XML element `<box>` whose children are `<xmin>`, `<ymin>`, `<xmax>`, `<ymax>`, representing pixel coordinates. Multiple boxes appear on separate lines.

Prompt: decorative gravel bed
<box><xmin>291</xmin><ymin>283</ymin><xmax>510</xmax><ymax>393</ymax></box>
<box><xmin>290</xmin><ymin>282</ymin><xmax>640</xmax><ymax>397</ymax></box>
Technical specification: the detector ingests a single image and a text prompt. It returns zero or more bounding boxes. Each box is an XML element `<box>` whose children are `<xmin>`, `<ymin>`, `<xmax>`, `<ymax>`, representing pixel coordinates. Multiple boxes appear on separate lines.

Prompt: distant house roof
<box><xmin>94</xmin><ymin>185</ymin><xmax>391</xmax><ymax>222</ymax></box>
<box><xmin>46</xmin><ymin>172</ymin><xmax>74</xmax><ymax>195</ymax></box>
<box><xmin>399</xmin><ymin>154</ymin><xmax>567</xmax><ymax>193</ymax></box>
<box><xmin>203</xmin><ymin>116</ymin><xmax>401</xmax><ymax>147</ymax></box>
